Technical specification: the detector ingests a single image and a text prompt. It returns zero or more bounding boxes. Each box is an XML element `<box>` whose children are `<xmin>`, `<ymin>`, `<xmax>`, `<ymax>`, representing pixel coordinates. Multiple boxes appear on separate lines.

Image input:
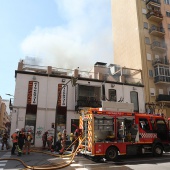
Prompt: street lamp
<box><xmin>54</xmin><ymin>77</ymin><xmax>78</xmax><ymax>145</ymax></box>
<box><xmin>5</xmin><ymin>94</ymin><xmax>14</xmax><ymax>97</ymax></box>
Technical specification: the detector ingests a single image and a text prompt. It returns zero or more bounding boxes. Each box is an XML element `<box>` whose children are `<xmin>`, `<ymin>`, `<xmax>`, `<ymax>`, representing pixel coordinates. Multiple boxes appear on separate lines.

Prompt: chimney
<box><xmin>18</xmin><ymin>60</ymin><xmax>24</xmax><ymax>71</ymax></box>
<box><xmin>47</xmin><ymin>66</ymin><xmax>52</xmax><ymax>74</ymax></box>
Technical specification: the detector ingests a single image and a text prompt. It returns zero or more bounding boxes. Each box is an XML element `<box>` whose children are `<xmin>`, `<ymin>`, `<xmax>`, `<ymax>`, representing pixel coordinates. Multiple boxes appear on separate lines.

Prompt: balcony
<box><xmin>152</xmin><ymin>57</ymin><xmax>169</xmax><ymax>66</ymax></box>
<box><xmin>154</xmin><ymin>76</ymin><xmax>170</xmax><ymax>84</ymax></box>
<box><xmin>151</xmin><ymin>41</ymin><xmax>166</xmax><ymax>52</ymax></box>
<box><xmin>156</xmin><ymin>94</ymin><xmax>170</xmax><ymax>102</ymax></box>
<box><xmin>146</xmin><ymin>11</ymin><xmax>163</xmax><ymax>22</ymax></box>
<box><xmin>146</xmin><ymin>0</ymin><xmax>161</xmax><ymax>7</ymax></box>
<box><xmin>149</xmin><ymin>26</ymin><xmax>165</xmax><ymax>37</ymax></box>
<box><xmin>75</xmin><ymin>97</ymin><xmax>102</xmax><ymax>109</ymax></box>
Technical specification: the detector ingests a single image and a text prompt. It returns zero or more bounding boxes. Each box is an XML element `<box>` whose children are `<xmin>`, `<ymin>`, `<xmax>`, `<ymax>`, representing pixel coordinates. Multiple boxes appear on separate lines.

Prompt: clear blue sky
<box><xmin>0</xmin><ymin>0</ymin><xmax>113</xmax><ymax>100</ymax></box>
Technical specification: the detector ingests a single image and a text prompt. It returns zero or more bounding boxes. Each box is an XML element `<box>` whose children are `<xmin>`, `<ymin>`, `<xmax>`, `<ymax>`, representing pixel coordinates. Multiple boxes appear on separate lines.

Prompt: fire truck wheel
<box><xmin>105</xmin><ymin>146</ymin><xmax>118</xmax><ymax>161</ymax></box>
<box><xmin>153</xmin><ymin>145</ymin><xmax>163</xmax><ymax>157</ymax></box>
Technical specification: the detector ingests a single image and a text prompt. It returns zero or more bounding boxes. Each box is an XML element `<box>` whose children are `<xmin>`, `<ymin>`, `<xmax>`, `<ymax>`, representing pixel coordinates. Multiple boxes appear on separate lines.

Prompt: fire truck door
<box><xmin>138</xmin><ymin>118</ymin><xmax>155</xmax><ymax>142</ymax></box>
<box><xmin>155</xmin><ymin>119</ymin><xmax>168</xmax><ymax>141</ymax></box>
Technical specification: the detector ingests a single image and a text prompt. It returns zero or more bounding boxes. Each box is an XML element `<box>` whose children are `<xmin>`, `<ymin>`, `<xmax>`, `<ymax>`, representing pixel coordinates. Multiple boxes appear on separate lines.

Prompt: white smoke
<box><xmin>21</xmin><ymin>0</ymin><xmax>113</xmax><ymax>70</ymax></box>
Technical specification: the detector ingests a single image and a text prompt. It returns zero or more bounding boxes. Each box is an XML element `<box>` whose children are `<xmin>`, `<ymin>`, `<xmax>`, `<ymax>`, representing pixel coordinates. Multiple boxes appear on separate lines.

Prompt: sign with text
<box><xmin>57</xmin><ymin>84</ymin><xmax>67</xmax><ymax>107</ymax></box>
<box><xmin>27</xmin><ymin>81</ymin><xmax>39</xmax><ymax>105</ymax></box>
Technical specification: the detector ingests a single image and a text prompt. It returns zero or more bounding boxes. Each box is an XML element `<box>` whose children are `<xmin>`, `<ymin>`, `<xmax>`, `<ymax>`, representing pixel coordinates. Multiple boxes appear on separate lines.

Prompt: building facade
<box><xmin>0</xmin><ymin>97</ymin><xmax>10</xmax><ymax>134</ymax></box>
<box><xmin>111</xmin><ymin>0</ymin><xmax>170</xmax><ymax>118</ymax></box>
<box><xmin>10</xmin><ymin>61</ymin><xmax>145</xmax><ymax>147</ymax></box>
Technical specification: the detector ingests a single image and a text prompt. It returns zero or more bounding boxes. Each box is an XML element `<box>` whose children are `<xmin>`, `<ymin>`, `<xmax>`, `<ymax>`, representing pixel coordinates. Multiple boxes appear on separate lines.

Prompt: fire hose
<box><xmin>0</xmin><ymin>136</ymin><xmax>85</xmax><ymax>170</ymax></box>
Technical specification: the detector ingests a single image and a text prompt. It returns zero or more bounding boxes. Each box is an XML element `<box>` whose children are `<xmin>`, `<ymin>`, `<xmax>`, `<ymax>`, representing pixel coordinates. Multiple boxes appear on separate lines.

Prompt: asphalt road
<box><xmin>0</xmin><ymin>149</ymin><xmax>170</xmax><ymax>170</ymax></box>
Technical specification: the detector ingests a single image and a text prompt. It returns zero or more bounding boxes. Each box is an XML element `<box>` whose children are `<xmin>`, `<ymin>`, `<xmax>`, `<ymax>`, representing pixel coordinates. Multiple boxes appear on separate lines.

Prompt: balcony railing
<box><xmin>76</xmin><ymin>99</ymin><xmax>102</xmax><ymax>108</ymax></box>
<box><xmin>146</xmin><ymin>11</ymin><xmax>163</xmax><ymax>22</ymax></box>
<box><xmin>154</xmin><ymin>76</ymin><xmax>170</xmax><ymax>84</ymax></box>
<box><xmin>156</xmin><ymin>94</ymin><xmax>170</xmax><ymax>102</ymax></box>
<box><xmin>152</xmin><ymin>57</ymin><xmax>169</xmax><ymax>66</ymax></box>
<box><xmin>146</xmin><ymin>0</ymin><xmax>161</xmax><ymax>6</ymax></box>
<box><xmin>149</xmin><ymin>26</ymin><xmax>165</xmax><ymax>37</ymax></box>
<box><xmin>151</xmin><ymin>41</ymin><xmax>166</xmax><ymax>52</ymax></box>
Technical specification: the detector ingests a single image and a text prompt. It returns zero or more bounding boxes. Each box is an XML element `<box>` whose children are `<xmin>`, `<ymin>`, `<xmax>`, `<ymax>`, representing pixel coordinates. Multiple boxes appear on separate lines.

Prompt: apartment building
<box><xmin>10</xmin><ymin>61</ymin><xmax>145</xmax><ymax>147</ymax></box>
<box><xmin>111</xmin><ymin>0</ymin><xmax>170</xmax><ymax>118</ymax></box>
<box><xmin>0</xmin><ymin>97</ymin><xmax>10</xmax><ymax>134</ymax></box>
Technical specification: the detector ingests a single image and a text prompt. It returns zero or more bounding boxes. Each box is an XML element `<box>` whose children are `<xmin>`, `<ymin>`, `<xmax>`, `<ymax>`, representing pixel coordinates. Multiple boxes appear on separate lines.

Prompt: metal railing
<box><xmin>151</xmin><ymin>41</ymin><xmax>166</xmax><ymax>49</ymax></box>
<box><xmin>149</xmin><ymin>26</ymin><xmax>165</xmax><ymax>34</ymax></box>
<box><xmin>146</xmin><ymin>0</ymin><xmax>161</xmax><ymax>5</ymax></box>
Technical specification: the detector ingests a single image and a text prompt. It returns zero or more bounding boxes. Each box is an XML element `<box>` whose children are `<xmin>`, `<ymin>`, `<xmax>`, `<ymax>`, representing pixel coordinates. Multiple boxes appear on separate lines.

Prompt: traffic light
<box><xmin>71</xmin><ymin>77</ymin><xmax>78</xmax><ymax>87</ymax></box>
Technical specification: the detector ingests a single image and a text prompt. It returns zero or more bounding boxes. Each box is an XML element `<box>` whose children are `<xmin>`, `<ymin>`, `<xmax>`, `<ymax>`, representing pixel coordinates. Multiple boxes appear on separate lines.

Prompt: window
<box><xmin>168</xmin><ymin>24</ymin><xmax>170</xmax><ymax>30</ymax></box>
<box><xmin>144</xmin><ymin>22</ymin><xmax>148</xmax><ymax>29</ymax></box>
<box><xmin>139</xmin><ymin>118</ymin><xmax>150</xmax><ymax>131</ymax></box>
<box><xmin>130</xmin><ymin>91</ymin><xmax>139</xmax><ymax>112</ymax></box>
<box><xmin>147</xmin><ymin>53</ymin><xmax>151</xmax><ymax>60</ymax></box>
<box><xmin>165</xmin><ymin>0</ymin><xmax>170</xmax><ymax>4</ymax></box>
<box><xmin>109</xmin><ymin>89</ymin><xmax>117</xmax><ymax>101</ymax></box>
<box><xmin>155</xmin><ymin>54</ymin><xmax>159</xmax><ymax>59</ymax></box>
<box><xmin>142</xmin><ymin>8</ymin><xmax>147</xmax><ymax>14</ymax></box>
<box><xmin>145</xmin><ymin>37</ymin><xmax>150</xmax><ymax>44</ymax></box>
<box><xmin>159</xmin><ymin>89</ymin><xmax>163</xmax><ymax>94</ymax></box>
<box><xmin>166</xmin><ymin>11</ymin><xmax>170</xmax><ymax>17</ymax></box>
<box><xmin>149</xmin><ymin>70</ymin><xmax>153</xmax><ymax>77</ymax></box>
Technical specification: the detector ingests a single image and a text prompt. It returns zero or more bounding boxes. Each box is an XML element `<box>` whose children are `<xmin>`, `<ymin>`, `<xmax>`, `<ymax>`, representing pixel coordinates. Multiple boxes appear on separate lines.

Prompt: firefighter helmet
<box><xmin>15</xmin><ymin>129</ymin><xmax>20</xmax><ymax>132</ymax></box>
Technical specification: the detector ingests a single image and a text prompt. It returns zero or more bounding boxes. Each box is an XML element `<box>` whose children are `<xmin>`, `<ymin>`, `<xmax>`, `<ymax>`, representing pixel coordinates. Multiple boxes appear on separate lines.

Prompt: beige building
<box><xmin>0</xmin><ymin>97</ymin><xmax>10</xmax><ymax>134</ymax></box>
<box><xmin>111</xmin><ymin>0</ymin><xmax>170</xmax><ymax>118</ymax></box>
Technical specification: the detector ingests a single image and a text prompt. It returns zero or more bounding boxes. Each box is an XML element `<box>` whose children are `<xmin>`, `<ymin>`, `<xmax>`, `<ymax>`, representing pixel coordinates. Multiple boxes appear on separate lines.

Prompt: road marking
<box><xmin>0</xmin><ymin>164</ymin><xmax>6</xmax><ymax>166</ymax></box>
<box><xmin>70</xmin><ymin>163</ymin><xmax>83</xmax><ymax>167</ymax></box>
<box><xmin>75</xmin><ymin>168</ymin><xmax>88</xmax><ymax>170</ymax></box>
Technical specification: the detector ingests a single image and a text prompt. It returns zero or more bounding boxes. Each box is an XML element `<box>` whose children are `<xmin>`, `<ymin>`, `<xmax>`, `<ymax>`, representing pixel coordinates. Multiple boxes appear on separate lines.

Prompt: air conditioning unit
<box><xmin>150</xmin><ymin>92</ymin><xmax>155</xmax><ymax>96</ymax></box>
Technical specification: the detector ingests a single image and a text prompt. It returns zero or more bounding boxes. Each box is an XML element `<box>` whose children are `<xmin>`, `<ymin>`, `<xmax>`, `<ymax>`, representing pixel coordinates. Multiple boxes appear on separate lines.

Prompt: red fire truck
<box><xmin>79</xmin><ymin>105</ymin><xmax>170</xmax><ymax>161</ymax></box>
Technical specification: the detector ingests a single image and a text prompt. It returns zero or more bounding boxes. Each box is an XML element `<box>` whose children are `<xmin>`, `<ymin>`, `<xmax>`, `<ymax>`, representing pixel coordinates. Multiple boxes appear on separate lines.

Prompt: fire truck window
<box><xmin>156</xmin><ymin>119</ymin><xmax>167</xmax><ymax>130</ymax></box>
<box><xmin>139</xmin><ymin>118</ymin><xmax>150</xmax><ymax>131</ymax></box>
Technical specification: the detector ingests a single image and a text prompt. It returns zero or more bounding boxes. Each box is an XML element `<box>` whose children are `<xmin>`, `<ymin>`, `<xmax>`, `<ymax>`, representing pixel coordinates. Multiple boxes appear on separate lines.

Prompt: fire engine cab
<box><xmin>79</xmin><ymin>102</ymin><xmax>170</xmax><ymax>161</ymax></box>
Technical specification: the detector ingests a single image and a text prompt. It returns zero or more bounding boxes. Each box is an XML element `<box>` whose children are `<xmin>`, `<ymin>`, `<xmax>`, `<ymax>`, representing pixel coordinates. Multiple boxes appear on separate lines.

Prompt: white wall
<box><xmin>11</xmin><ymin>72</ymin><xmax>145</xmax><ymax>147</ymax></box>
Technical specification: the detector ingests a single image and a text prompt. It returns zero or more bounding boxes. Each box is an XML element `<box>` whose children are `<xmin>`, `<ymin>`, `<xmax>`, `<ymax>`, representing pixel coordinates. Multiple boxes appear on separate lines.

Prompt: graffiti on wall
<box><xmin>35</xmin><ymin>126</ymin><xmax>44</xmax><ymax>139</ymax></box>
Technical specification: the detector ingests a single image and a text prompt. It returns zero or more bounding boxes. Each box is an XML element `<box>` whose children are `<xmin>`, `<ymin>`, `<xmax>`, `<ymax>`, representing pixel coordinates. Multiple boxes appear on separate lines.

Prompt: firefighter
<box><xmin>47</xmin><ymin>135</ymin><xmax>53</xmax><ymax>151</ymax></box>
<box><xmin>42</xmin><ymin>131</ymin><xmax>48</xmax><ymax>149</ymax></box>
<box><xmin>11</xmin><ymin>129</ymin><xmax>19</xmax><ymax>155</ymax></box>
<box><xmin>23</xmin><ymin>132</ymin><xmax>33</xmax><ymax>154</ymax></box>
<box><xmin>72</xmin><ymin>128</ymin><xmax>80</xmax><ymax>153</ymax></box>
<box><xmin>17</xmin><ymin>128</ymin><xmax>25</xmax><ymax>156</ymax></box>
<box><xmin>59</xmin><ymin>129</ymin><xmax>67</xmax><ymax>154</ymax></box>
<box><xmin>1</xmin><ymin>132</ymin><xmax>9</xmax><ymax>150</ymax></box>
<box><xmin>55</xmin><ymin>132</ymin><xmax>62</xmax><ymax>152</ymax></box>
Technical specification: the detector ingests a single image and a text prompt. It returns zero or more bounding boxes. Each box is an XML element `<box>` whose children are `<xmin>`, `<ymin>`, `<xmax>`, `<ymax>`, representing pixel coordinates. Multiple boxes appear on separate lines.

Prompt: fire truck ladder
<box><xmin>82</xmin><ymin>116</ymin><xmax>92</xmax><ymax>155</ymax></box>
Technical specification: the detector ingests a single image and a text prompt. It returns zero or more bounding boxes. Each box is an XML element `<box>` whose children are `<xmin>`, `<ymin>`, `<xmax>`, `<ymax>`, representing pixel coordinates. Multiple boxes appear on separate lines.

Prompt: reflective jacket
<box><xmin>11</xmin><ymin>132</ymin><xmax>18</xmax><ymax>143</ymax></box>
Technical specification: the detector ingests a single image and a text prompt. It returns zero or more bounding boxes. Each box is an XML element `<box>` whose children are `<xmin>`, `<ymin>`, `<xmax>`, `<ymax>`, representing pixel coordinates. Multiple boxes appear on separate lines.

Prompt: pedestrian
<box><xmin>42</xmin><ymin>131</ymin><xmax>48</xmax><ymax>149</ymax></box>
<box><xmin>1</xmin><ymin>132</ymin><xmax>9</xmax><ymax>150</ymax></box>
<box><xmin>17</xmin><ymin>128</ymin><xmax>25</xmax><ymax>156</ymax></box>
<box><xmin>23</xmin><ymin>132</ymin><xmax>33</xmax><ymax>154</ymax></box>
<box><xmin>47</xmin><ymin>135</ymin><xmax>53</xmax><ymax>151</ymax></box>
<box><xmin>11</xmin><ymin>129</ymin><xmax>19</xmax><ymax>155</ymax></box>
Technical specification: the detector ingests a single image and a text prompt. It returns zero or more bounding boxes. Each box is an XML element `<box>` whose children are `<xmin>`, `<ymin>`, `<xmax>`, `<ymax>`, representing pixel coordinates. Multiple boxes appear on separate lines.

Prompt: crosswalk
<box><xmin>0</xmin><ymin>152</ymin><xmax>10</xmax><ymax>170</ymax></box>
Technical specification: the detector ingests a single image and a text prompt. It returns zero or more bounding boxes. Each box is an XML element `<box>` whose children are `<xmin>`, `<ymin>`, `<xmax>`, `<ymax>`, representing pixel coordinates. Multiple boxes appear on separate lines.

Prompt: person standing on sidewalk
<box><xmin>23</xmin><ymin>132</ymin><xmax>33</xmax><ymax>154</ymax></box>
<box><xmin>42</xmin><ymin>131</ymin><xmax>48</xmax><ymax>149</ymax></box>
<box><xmin>11</xmin><ymin>129</ymin><xmax>19</xmax><ymax>155</ymax></box>
<box><xmin>47</xmin><ymin>135</ymin><xmax>53</xmax><ymax>151</ymax></box>
<box><xmin>1</xmin><ymin>132</ymin><xmax>9</xmax><ymax>150</ymax></box>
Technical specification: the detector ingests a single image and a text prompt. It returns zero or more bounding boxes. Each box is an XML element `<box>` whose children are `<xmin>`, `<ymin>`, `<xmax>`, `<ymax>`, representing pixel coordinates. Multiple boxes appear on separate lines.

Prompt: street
<box><xmin>0</xmin><ymin>149</ymin><xmax>170</xmax><ymax>170</ymax></box>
